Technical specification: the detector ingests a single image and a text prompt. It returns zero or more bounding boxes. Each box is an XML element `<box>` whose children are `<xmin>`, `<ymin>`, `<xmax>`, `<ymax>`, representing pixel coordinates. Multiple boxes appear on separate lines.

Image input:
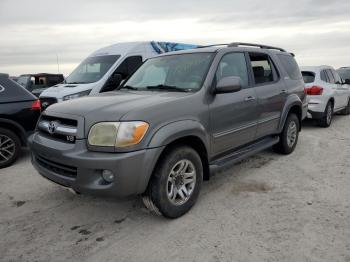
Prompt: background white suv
<box><xmin>301</xmin><ymin>66</ymin><xmax>350</xmax><ymax>127</ymax></box>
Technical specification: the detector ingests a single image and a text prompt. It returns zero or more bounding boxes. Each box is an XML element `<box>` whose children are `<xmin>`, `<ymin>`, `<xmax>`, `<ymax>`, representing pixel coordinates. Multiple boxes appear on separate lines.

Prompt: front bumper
<box><xmin>29</xmin><ymin>133</ymin><xmax>164</xmax><ymax>197</ymax></box>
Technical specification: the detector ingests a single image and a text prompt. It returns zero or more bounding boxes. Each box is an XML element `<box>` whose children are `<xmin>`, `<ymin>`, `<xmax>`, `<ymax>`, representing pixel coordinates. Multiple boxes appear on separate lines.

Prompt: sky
<box><xmin>0</xmin><ymin>0</ymin><xmax>350</xmax><ymax>76</ymax></box>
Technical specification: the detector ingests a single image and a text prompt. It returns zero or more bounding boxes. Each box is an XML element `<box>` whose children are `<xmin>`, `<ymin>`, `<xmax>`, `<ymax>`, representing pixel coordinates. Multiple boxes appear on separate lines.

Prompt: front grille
<box><xmin>40</xmin><ymin>97</ymin><xmax>58</xmax><ymax>109</ymax></box>
<box><xmin>35</xmin><ymin>155</ymin><xmax>77</xmax><ymax>178</ymax></box>
<box><xmin>38</xmin><ymin>115</ymin><xmax>78</xmax><ymax>143</ymax></box>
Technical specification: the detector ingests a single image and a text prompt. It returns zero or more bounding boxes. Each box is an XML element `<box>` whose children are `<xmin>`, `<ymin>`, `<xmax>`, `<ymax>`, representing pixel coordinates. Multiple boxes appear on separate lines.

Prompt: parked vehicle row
<box><xmin>3</xmin><ymin>41</ymin><xmax>350</xmax><ymax>219</ymax></box>
<box><xmin>28</xmin><ymin>42</ymin><xmax>307</xmax><ymax>218</ymax></box>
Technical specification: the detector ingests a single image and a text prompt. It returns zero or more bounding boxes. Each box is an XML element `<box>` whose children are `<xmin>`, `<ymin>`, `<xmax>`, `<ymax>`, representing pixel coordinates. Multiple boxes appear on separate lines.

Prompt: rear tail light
<box><xmin>305</xmin><ymin>86</ymin><xmax>323</xmax><ymax>96</ymax></box>
<box><xmin>31</xmin><ymin>100</ymin><xmax>41</xmax><ymax>111</ymax></box>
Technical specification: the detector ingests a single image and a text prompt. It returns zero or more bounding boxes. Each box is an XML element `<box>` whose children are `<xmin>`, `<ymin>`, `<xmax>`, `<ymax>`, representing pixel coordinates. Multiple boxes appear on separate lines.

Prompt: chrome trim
<box><xmin>213</xmin><ymin>121</ymin><xmax>257</xmax><ymax>138</ymax></box>
<box><xmin>257</xmin><ymin>114</ymin><xmax>280</xmax><ymax>125</ymax></box>
<box><xmin>38</xmin><ymin>121</ymin><xmax>77</xmax><ymax>136</ymax></box>
<box><xmin>0</xmin><ymin>84</ymin><xmax>4</xmax><ymax>93</ymax></box>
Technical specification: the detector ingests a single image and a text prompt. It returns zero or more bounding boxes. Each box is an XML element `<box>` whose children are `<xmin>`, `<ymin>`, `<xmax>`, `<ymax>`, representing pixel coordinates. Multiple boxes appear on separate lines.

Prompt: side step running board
<box><xmin>209</xmin><ymin>136</ymin><xmax>279</xmax><ymax>174</ymax></box>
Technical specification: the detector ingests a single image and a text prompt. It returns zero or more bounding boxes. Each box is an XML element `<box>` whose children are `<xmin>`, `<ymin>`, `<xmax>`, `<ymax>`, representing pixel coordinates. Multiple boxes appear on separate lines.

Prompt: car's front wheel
<box><xmin>0</xmin><ymin>128</ymin><xmax>21</xmax><ymax>169</ymax></box>
<box><xmin>142</xmin><ymin>145</ymin><xmax>203</xmax><ymax>218</ymax></box>
<box><xmin>273</xmin><ymin>113</ymin><xmax>300</xmax><ymax>155</ymax></box>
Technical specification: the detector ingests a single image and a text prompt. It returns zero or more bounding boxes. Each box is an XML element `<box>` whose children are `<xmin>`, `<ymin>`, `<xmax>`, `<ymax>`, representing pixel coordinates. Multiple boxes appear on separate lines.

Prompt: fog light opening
<box><xmin>102</xmin><ymin>170</ymin><xmax>115</xmax><ymax>183</ymax></box>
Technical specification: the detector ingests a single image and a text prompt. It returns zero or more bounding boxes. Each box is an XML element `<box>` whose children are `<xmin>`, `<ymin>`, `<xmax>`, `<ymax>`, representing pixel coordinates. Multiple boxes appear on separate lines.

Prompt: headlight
<box><xmin>63</xmin><ymin>90</ymin><xmax>91</xmax><ymax>101</ymax></box>
<box><xmin>88</xmin><ymin>121</ymin><xmax>149</xmax><ymax>148</ymax></box>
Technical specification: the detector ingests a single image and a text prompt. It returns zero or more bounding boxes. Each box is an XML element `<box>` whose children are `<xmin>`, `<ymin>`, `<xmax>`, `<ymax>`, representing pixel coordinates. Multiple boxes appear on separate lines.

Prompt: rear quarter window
<box><xmin>277</xmin><ymin>54</ymin><xmax>302</xmax><ymax>80</ymax></box>
<box><xmin>301</xmin><ymin>71</ymin><xmax>315</xmax><ymax>83</ymax></box>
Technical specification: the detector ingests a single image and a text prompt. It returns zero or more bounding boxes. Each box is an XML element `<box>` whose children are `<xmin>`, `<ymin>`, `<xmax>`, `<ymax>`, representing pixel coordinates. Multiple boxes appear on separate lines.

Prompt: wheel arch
<box><xmin>278</xmin><ymin>95</ymin><xmax>303</xmax><ymax>132</ymax></box>
<box><xmin>0</xmin><ymin>118</ymin><xmax>26</xmax><ymax>146</ymax></box>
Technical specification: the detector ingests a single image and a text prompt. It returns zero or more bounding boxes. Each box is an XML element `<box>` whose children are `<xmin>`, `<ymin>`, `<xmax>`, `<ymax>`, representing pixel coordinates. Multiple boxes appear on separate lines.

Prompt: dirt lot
<box><xmin>1</xmin><ymin>116</ymin><xmax>350</xmax><ymax>262</ymax></box>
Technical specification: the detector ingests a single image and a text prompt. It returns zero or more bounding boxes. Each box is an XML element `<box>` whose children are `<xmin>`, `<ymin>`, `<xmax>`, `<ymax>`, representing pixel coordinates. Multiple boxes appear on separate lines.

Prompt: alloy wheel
<box><xmin>0</xmin><ymin>135</ymin><xmax>16</xmax><ymax>164</ymax></box>
<box><xmin>286</xmin><ymin>121</ymin><xmax>297</xmax><ymax>148</ymax></box>
<box><xmin>166</xmin><ymin>159</ymin><xmax>196</xmax><ymax>206</ymax></box>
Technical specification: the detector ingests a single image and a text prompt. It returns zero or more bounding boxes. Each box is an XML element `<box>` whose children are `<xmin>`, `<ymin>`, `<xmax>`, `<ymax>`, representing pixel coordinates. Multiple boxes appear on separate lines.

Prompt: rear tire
<box><xmin>318</xmin><ymin>101</ymin><xmax>333</xmax><ymax>127</ymax></box>
<box><xmin>0</xmin><ymin>128</ymin><xmax>21</xmax><ymax>169</ymax></box>
<box><xmin>273</xmin><ymin>113</ymin><xmax>299</xmax><ymax>155</ymax></box>
<box><xmin>142</xmin><ymin>146</ymin><xmax>203</xmax><ymax>218</ymax></box>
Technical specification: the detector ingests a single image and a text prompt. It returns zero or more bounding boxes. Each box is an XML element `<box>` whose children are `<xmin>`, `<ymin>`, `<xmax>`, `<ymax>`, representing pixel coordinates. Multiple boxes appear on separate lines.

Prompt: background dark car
<box><xmin>17</xmin><ymin>73</ymin><xmax>64</xmax><ymax>97</ymax></box>
<box><xmin>0</xmin><ymin>73</ymin><xmax>41</xmax><ymax>168</ymax></box>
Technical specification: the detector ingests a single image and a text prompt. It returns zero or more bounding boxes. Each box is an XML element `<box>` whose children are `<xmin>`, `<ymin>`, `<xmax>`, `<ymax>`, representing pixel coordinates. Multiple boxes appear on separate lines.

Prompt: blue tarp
<box><xmin>150</xmin><ymin>41</ymin><xmax>199</xmax><ymax>54</ymax></box>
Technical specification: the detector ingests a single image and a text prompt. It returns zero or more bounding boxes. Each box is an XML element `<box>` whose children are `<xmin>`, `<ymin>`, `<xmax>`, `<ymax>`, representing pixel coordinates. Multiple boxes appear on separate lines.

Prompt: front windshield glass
<box><xmin>17</xmin><ymin>76</ymin><xmax>30</xmax><ymax>87</ymax></box>
<box><xmin>65</xmin><ymin>55</ymin><xmax>120</xmax><ymax>84</ymax></box>
<box><xmin>123</xmin><ymin>53</ymin><xmax>214</xmax><ymax>92</ymax></box>
<box><xmin>337</xmin><ymin>69</ymin><xmax>350</xmax><ymax>80</ymax></box>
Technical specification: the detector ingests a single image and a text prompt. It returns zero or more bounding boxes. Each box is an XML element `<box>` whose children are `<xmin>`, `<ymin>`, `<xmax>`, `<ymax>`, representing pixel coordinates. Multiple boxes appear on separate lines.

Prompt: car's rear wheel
<box><xmin>142</xmin><ymin>146</ymin><xmax>203</xmax><ymax>218</ymax></box>
<box><xmin>318</xmin><ymin>101</ymin><xmax>333</xmax><ymax>127</ymax></box>
<box><xmin>0</xmin><ymin>128</ymin><xmax>21</xmax><ymax>169</ymax></box>
<box><xmin>273</xmin><ymin>113</ymin><xmax>299</xmax><ymax>155</ymax></box>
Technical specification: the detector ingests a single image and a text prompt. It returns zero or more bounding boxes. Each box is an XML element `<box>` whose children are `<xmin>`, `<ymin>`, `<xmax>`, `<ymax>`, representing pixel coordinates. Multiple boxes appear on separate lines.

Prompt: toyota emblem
<box><xmin>48</xmin><ymin>121</ymin><xmax>59</xmax><ymax>134</ymax></box>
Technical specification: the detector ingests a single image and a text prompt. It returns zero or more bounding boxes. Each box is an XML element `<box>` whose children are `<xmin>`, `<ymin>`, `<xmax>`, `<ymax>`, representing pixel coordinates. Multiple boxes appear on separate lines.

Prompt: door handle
<box><xmin>244</xmin><ymin>96</ymin><xmax>256</xmax><ymax>102</ymax></box>
<box><xmin>280</xmin><ymin>89</ymin><xmax>287</xmax><ymax>94</ymax></box>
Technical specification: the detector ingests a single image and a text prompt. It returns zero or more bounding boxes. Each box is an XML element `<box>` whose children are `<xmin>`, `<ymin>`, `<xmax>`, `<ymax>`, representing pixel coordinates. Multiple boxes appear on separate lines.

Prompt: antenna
<box><xmin>56</xmin><ymin>53</ymin><xmax>60</xmax><ymax>73</ymax></box>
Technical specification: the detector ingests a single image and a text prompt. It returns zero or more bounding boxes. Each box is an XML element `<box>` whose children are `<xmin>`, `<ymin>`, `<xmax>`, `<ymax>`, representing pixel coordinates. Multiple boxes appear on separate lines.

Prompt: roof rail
<box><xmin>228</xmin><ymin>42</ymin><xmax>286</xmax><ymax>52</ymax></box>
<box><xmin>196</xmin><ymin>44</ymin><xmax>229</xmax><ymax>49</ymax></box>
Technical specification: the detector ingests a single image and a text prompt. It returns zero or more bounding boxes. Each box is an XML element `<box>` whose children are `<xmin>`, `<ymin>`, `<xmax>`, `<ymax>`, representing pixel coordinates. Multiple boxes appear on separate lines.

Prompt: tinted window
<box><xmin>115</xmin><ymin>56</ymin><xmax>143</xmax><ymax>78</ymax></box>
<box><xmin>249</xmin><ymin>53</ymin><xmax>276</xmax><ymax>84</ymax></box>
<box><xmin>216</xmin><ymin>52</ymin><xmax>249</xmax><ymax>88</ymax></box>
<box><xmin>325</xmin><ymin>69</ymin><xmax>335</xmax><ymax>84</ymax></box>
<box><xmin>320</xmin><ymin>70</ymin><xmax>328</xmax><ymax>82</ymax></box>
<box><xmin>277</xmin><ymin>54</ymin><xmax>302</xmax><ymax>80</ymax></box>
<box><xmin>331</xmin><ymin>69</ymin><xmax>342</xmax><ymax>84</ymax></box>
<box><xmin>301</xmin><ymin>71</ymin><xmax>315</xmax><ymax>83</ymax></box>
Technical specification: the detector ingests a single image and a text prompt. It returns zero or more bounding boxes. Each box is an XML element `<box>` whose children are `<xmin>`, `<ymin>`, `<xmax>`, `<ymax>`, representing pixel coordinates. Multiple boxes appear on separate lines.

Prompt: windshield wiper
<box><xmin>121</xmin><ymin>85</ymin><xmax>139</xmax><ymax>90</ymax></box>
<box><xmin>146</xmin><ymin>85</ymin><xmax>190</xmax><ymax>92</ymax></box>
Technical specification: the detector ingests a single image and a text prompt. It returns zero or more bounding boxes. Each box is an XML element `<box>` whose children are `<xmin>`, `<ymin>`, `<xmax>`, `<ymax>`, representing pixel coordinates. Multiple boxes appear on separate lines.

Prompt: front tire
<box><xmin>0</xmin><ymin>128</ymin><xmax>21</xmax><ymax>169</ymax></box>
<box><xmin>273</xmin><ymin>113</ymin><xmax>299</xmax><ymax>155</ymax></box>
<box><xmin>142</xmin><ymin>146</ymin><xmax>203</xmax><ymax>218</ymax></box>
<box><xmin>318</xmin><ymin>101</ymin><xmax>333</xmax><ymax>127</ymax></box>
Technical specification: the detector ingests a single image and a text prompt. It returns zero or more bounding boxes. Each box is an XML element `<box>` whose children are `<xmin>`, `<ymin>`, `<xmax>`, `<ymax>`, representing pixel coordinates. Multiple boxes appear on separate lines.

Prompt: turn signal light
<box><xmin>305</xmin><ymin>86</ymin><xmax>323</xmax><ymax>96</ymax></box>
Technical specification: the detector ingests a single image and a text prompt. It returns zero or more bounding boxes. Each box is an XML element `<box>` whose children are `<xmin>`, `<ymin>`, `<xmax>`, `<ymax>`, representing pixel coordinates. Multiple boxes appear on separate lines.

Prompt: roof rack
<box><xmin>228</xmin><ymin>42</ymin><xmax>286</xmax><ymax>52</ymax></box>
<box><xmin>197</xmin><ymin>44</ymin><xmax>229</xmax><ymax>49</ymax></box>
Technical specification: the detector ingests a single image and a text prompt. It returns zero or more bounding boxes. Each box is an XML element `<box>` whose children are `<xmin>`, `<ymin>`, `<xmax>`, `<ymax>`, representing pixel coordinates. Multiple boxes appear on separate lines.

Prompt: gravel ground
<box><xmin>1</xmin><ymin>115</ymin><xmax>350</xmax><ymax>262</ymax></box>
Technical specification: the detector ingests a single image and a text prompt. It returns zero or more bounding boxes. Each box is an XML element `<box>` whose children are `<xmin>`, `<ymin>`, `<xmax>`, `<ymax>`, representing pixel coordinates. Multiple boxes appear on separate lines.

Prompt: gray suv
<box><xmin>29</xmin><ymin>43</ymin><xmax>307</xmax><ymax>218</ymax></box>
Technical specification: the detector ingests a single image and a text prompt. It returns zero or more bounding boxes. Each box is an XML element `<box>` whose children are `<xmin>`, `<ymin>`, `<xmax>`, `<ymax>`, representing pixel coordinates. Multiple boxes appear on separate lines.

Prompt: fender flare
<box><xmin>278</xmin><ymin>95</ymin><xmax>303</xmax><ymax>132</ymax></box>
<box><xmin>0</xmin><ymin>118</ymin><xmax>27</xmax><ymax>145</ymax></box>
<box><xmin>148</xmin><ymin>120</ymin><xmax>210</xmax><ymax>152</ymax></box>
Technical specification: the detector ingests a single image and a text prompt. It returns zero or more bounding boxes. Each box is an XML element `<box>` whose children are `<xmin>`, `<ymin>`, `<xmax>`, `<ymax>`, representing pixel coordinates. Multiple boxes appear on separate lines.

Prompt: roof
<box><xmin>300</xmin><ymin>65</ymin><xmax>334</xmax><ymax>71</ymax></box>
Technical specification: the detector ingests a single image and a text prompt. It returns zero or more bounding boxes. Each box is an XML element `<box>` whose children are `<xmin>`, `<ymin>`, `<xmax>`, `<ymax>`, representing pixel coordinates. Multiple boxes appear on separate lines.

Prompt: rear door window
<box><xmin>320</xmin><ymin>70</ymin><xmax>329</xmax><ymax>82</ymax></box>
<box><xmin>249</xmin><ymin>53</ymin><xmax>278</xmax><ymax>85</ymax></box>
<box><xmin>277</xmin><ymin>54</ymin><xmax>302</xmax><ymax>80</ymax></box>
<box><xmin>325</xmin><ymin>69</ymin><xmax>335</xmax><ymax>84</ymax></box>
<box><xmin>301</xmin><ymin>71</ymin><xmax>315</xmax><ymax>83</ymax></box>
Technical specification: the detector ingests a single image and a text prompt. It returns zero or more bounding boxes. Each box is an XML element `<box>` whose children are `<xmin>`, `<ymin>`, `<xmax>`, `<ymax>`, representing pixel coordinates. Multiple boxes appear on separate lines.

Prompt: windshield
<box><xmin>65</xmin><ymin>55</ymin><xmax>120</xmax><ymax>84</ymax></box>
<box><xmin>123</xmin><ymin>53</ymin><xmax>214</xmax><ymax>92</ymax></box>
<box><xmin>17</xmin><ymin>76</ymin><xmax>30</xmax><ymax>87</ymax></box>
<box><xmin>337</xmin><ymin>69</ymin><xmax>350</xmax><ymax>80</ymax></box>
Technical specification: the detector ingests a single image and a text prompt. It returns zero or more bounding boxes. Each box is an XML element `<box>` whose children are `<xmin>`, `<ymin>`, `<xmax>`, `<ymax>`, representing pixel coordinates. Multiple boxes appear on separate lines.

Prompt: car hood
<box><xmin>40</xmin><ymin>82</ymin><xmax>97</xmax><ymax>99</ymax></box>
<box><xmin>45</xmin><ymin>90</ymin><xmax>192</xmax><ymax>121</ymax></box>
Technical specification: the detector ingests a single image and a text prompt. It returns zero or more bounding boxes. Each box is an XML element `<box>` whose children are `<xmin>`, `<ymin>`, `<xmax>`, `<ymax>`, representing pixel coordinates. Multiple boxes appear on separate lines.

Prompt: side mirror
<box><xmin>344</xmin><ymin>79</ymin><xmax>350</xmax><ymax>85</ymax></box>
<box><xmin>101</xmin><ymin>73</ymin><xmax>123</xmax><ymax>92</ymax></box>
<box><xmin>215</xmin><ymin>76</ymin><xmax>242</xmax><ymax>94</ymax></box>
